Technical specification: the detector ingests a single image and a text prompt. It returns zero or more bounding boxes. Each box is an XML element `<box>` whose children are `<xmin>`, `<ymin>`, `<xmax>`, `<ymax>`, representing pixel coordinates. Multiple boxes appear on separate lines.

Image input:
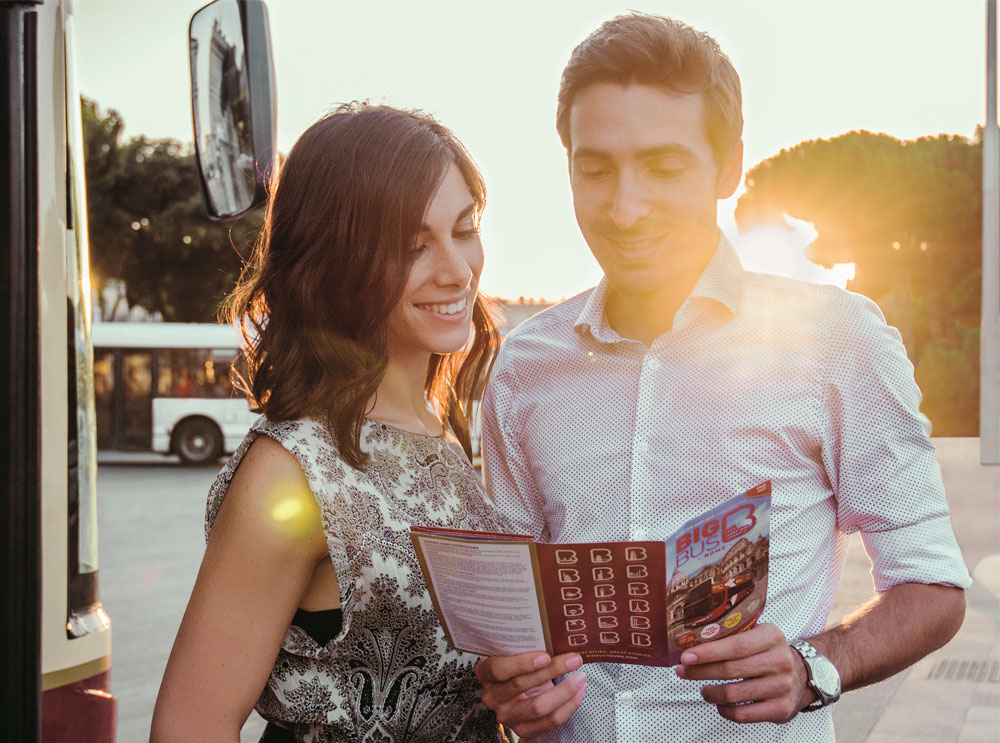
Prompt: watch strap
<box><xmin>790</xmin><ymin>639</ymin><xmax>840</xmax><ymax>710</ymax></box>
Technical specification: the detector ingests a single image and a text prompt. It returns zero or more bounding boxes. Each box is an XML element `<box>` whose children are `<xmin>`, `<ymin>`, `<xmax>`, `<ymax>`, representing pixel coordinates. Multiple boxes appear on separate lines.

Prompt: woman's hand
<box><xmin>475</xmin><ymin>651</ymin><xmax>586</xmax><ymax>739</ymax></box>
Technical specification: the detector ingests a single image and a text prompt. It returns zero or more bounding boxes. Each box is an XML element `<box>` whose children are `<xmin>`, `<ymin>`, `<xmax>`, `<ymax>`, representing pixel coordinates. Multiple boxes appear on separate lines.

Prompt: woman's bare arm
<box><xmin>150</xmin><ymin>436</ymin><xmax>332</xmax><ymax>743</ymax></box>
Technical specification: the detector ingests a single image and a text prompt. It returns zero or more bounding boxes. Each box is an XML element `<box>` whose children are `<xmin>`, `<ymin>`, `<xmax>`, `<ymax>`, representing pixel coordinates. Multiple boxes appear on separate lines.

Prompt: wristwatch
<box><xmin>789</xmin><ymin>639</ymin><xmax>841</xmax><ymax>710</ymax></box>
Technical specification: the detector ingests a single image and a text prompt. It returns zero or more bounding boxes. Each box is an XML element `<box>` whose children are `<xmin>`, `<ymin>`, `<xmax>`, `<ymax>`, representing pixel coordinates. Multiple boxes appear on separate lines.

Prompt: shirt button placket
<box><xmin>629</xmin><ymin>352</ymin><xmax>659</xmax><ymax>542</ymax></box>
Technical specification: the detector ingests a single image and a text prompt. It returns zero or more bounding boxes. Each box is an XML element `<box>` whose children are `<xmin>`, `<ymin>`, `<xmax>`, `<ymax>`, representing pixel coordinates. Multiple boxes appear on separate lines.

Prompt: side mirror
<box><xmin>189</xmin><ymin>0</ymin><xmax>276</xmax><ymax>220</ymax></box>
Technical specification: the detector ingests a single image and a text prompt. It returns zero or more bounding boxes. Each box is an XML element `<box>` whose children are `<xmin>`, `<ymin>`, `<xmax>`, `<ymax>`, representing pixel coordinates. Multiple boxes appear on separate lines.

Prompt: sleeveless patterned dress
<box><xmin>205</xmin><ymin>416</ymin><xmax>509</xmax><ymax>743</ymax></box>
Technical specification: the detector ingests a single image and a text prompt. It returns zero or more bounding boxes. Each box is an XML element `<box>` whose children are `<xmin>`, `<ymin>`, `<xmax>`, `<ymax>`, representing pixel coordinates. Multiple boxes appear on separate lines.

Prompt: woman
<box><xmin>151</xmin><ymin>103</ymin><xmax>510</xmax><ymax>743</ymax></box>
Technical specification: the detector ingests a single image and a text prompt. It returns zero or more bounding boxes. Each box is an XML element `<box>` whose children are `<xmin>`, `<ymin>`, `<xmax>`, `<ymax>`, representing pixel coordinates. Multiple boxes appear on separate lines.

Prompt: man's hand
<box><xmin>475</xmin><ymin>651</ymin><xmax>586</xmax><ymax>738</ymax></box>
<box><xmin>675</xmin><ymin>623</ymin><xmax>815</xmax><ymax>724</ymax></box>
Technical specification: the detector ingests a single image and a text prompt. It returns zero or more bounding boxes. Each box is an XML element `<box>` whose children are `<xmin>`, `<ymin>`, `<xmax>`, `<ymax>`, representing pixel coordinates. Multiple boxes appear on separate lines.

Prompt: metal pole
<box><xmin>982</xmin><ymin>0</ymin><xmax>1000</xmax><ymax>463</ymax></box>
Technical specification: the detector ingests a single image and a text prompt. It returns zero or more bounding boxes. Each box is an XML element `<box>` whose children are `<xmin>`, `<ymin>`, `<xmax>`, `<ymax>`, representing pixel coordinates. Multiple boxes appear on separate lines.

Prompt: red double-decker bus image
<box><xmin>682</xmin><ymin>574</ymin><xmax>755</xmax><ymax>629</ymax></box>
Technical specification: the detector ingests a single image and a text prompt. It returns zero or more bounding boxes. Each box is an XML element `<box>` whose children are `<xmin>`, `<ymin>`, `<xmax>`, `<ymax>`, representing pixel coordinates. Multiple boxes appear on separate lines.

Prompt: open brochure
<box><xmin>410</xmin><ymin>481</ymin><xmax>771</xmax><ymax>667</ymax></box>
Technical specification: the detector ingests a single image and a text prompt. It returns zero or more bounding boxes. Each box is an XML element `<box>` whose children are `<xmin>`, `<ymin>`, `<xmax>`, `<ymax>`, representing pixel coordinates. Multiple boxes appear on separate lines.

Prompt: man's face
<box><xmin>568</xmin><ymin>83</ymin><xmax>742</xmax><ymax>300</ymax></box>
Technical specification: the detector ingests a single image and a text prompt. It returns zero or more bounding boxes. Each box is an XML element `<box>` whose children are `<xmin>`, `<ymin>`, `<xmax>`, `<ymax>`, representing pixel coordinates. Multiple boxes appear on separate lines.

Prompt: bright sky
<box><xmin>74</xmin><ymin>0</ymin><xmax>986</xmax><ymax>301</ymax></box>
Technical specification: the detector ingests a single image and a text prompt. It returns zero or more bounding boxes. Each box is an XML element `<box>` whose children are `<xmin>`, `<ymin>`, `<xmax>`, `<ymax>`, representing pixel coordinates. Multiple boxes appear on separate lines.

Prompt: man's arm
<box><xmin>677</xmin><ymin>296</ymin><xmax>969</xmax><ymax>724</ymax></box>
<box><xmin>678</xmin><ymin>582</ymin><xmax>965</xmax><ymax>723</ymax></box>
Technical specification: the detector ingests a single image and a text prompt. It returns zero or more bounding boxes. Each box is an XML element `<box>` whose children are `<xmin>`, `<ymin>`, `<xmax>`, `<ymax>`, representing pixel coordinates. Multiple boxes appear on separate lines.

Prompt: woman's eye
<box><xmin>453</xmin><ymin>229</ymin><xmax>480</xmax><ymax>241</ymax></box>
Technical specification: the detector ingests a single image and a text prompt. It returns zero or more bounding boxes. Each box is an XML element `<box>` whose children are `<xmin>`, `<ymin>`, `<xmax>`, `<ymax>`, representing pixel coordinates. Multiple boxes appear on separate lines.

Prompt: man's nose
<box><xmin>609</xmin><ymin>172</ymin><xmax>650</xmax><ymax>231</ymax></box>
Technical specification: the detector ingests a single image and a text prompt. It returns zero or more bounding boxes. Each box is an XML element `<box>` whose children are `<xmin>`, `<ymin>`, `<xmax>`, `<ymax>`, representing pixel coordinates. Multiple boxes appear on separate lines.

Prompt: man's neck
<box><xmin>605</xmin><ymin>264</ymin><xmax>706</xmax><ymax>347</ymax></box>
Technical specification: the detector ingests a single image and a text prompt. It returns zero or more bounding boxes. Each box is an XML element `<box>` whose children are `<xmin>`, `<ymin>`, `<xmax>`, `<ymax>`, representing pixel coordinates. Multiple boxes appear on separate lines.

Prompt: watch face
<box><xmin>812</xmin><ymin>656</ymin><xmax>841</xmax><ymax>696</ymax></box>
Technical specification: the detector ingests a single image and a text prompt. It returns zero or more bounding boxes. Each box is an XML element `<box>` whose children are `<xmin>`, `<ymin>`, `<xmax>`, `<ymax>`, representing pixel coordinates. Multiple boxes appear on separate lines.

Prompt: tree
<box><xmin>82</xmin><ymin>98</ymin><xmax>263</xmax><ymax>322</ymax></box>
<box><xmin>735</xmin><ymin>130</ymin><xmax>982</xmax><ymax>435</ymax></box>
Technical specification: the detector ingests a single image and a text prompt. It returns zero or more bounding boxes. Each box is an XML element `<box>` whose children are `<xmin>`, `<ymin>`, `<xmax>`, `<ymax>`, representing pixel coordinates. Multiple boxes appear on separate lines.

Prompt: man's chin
<box><xmin>604</xmin><ymin>265</ymin><xmax>670</xmax><ymax>293</ymax></box>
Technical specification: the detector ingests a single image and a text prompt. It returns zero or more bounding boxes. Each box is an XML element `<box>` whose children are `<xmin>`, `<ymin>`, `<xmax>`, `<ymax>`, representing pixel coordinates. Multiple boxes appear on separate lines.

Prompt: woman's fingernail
<box><xmin>674</xmin><ymin>664</ymin><xmax>686</xmax><ymax>677</ymax></box>
<box><xmin>574</xmin><ymin>672</ymin><xmax>587</xmax><ymax>687</ymax></box>
<box><xmin>566</xmin><ymin>654</ymin><xmax>583</xmax><ymax>670</ymax></box>
<box><xmin>533</xmin><ymin>653</ymin><xmax>551</xmax><ymax>668</ymax></box>
<box><xmin>681</xmin><ymin>652</ymin><xmax>697</xmax><ymax>664</ymax></box>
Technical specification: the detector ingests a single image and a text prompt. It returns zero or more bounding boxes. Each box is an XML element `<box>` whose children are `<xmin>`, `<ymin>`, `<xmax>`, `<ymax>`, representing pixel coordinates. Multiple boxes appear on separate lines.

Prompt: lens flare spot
<box><xmin>271</xmin><ymin>496</ymin><xmax>305</xmax><ymax>523</ymax></box>
<box><xmin>267</xmin><ymin>483</ymin><xmax>319</xmax><ymax>539</ymax></box>
<box><xmin>139</xmin><ymin>569</ymin><xmax>158</xmax><ymax>586</ymax></box>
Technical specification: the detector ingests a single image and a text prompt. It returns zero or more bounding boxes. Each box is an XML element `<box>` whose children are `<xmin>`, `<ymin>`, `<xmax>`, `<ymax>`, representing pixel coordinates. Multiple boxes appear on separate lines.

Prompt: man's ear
<box><xmin>715</xmin><ymin>139</ymin><xmax>744</xmax><ymax>199</ymax></box>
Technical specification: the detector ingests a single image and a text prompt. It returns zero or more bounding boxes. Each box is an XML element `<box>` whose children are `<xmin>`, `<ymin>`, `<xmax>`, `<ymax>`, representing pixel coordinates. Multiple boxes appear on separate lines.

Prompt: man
<box><xmin>475</xmin><ymin>13</ymin><xmax>971</xmax><ymax>743</ymax></box>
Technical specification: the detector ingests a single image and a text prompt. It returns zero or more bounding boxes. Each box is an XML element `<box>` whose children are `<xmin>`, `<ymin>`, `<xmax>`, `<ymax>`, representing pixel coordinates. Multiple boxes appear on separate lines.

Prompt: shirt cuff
<box><xmin>860</xmin><ymin>516</ymin><xmax>973</xmax><ymax>592</ymax></box>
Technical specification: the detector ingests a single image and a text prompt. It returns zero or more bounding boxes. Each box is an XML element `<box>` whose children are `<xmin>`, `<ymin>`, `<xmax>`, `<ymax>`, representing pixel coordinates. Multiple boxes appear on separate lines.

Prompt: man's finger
<box><xmin>679</xmin><ymin>623</ymin><xmax>786</xmax><ymax>666</ymax></box>
<box><xmin>716</xmin><ymin>696</ymin><xmax>801</xmax><ymax>725</ymax></box>
<box><xmin>699</xmin><ymin>674</ymin><xmax>798</xmax><ymax>707</ymax></box>
<box><xmin>677</xmin><ymin>643</ymin><xmax>795</xmax><ymax>681</ymax></box>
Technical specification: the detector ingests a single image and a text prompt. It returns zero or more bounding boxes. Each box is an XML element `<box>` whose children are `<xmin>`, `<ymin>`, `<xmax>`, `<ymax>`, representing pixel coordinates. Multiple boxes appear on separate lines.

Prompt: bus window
<box><xmin>93</xmin><ymin>351</ymin><xmax>115</xmax><ymax>450</ymax></box>
<box><xmin>121</xmin><ymin>352</ymin><xmax>153</xmax><ymax>449</ymax></box>
<box><xmin>157</xmin><ymin>347</ymin><xmax>237</xmax><ymax>398</ymax></box>
<box><xmin>92</xmin><ymin>322</ymin><xmax>260</xmax><ymax>462</ymax></box>
<box><xmin>158</xmin><ymin>348</ymin><xmax>203</xmax><ymax>397</ymax></box>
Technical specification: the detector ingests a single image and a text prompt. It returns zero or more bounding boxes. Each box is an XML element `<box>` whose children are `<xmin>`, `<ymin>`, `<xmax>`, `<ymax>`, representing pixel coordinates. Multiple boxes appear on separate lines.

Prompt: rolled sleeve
<box><xmin>821</xmin><ymin>293</ymin><xmax>971</xmax><ymax>591</ymax></box>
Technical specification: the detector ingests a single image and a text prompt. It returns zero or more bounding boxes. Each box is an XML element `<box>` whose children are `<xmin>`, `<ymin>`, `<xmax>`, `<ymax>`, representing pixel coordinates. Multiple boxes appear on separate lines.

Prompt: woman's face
<box><xmin>387</xmin><ymin>161</ymin><xmax>484</xmax><ymax>364</ymax></box>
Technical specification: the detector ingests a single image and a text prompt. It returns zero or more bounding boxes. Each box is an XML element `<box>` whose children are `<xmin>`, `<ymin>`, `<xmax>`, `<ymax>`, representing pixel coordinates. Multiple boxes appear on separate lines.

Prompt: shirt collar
<box><xmin>574</xmin><ymin>231</ymin><xmax>745</xmax><ymax>344</ymax></box>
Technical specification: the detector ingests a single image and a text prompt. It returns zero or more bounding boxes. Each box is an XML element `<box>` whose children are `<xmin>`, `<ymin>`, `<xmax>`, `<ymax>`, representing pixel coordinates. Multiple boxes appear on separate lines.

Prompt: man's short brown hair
<box><xmin>556</xmin><ymin>13</ymin><xmax>743</xmax><ymax>165</ymax></box>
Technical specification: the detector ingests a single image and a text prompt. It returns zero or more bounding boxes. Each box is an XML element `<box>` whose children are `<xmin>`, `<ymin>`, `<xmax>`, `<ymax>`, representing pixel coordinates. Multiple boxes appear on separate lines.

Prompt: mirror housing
<box><xmin>189</xmin><ymin>0</ymin><xmax>276</xmax><ymax>220</ymax></box>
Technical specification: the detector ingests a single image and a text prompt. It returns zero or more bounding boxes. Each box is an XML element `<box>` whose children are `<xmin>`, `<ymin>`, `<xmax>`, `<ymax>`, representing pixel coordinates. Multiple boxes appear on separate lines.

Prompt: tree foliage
<box><xmin>82</xmin><ymin>97</ymin><xmax>263</xmax><ymax>322</ymax></box>
<box><xmin>735</xmin><ymin>130</ymin><xmax>982</xmax><ymax>435</ymax></box>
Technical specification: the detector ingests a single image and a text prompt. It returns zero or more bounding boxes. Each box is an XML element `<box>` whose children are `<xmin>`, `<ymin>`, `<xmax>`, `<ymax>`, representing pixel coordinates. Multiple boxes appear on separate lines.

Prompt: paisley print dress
<box><xmin>205</xmin><ymin>416</ymin><xmax>509</xmax><ymax>743</ymax></box>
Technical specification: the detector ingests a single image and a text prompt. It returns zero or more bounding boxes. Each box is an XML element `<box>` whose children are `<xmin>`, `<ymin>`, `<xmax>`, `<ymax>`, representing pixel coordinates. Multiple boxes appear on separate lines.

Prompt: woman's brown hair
<box><xmin>225</xmin><ymin>103</ymin><xmax>500</xmax><ymax>468</ymax></box>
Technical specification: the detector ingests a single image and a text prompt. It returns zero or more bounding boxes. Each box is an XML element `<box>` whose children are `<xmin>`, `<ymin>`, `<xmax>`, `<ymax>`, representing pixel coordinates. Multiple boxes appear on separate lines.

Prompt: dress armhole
<box><xmin>206</xmin><ymin>418</ymin><xmax>358</xmax><ymax>649</ymax></box>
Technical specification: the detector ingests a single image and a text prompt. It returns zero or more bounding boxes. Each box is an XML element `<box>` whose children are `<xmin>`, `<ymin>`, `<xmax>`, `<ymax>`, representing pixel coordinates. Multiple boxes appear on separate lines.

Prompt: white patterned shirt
<box><xmin>482</xmin><ymin>234</ymin><xmax>971</xmax><ymax>743</ymax></box>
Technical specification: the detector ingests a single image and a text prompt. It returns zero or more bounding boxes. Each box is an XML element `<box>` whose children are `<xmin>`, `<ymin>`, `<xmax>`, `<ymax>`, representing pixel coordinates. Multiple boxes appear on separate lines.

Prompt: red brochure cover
<box><xmin>410</xmin><ymin>481</ymin><xmax>770</xmax><ymax>667</ymax></box>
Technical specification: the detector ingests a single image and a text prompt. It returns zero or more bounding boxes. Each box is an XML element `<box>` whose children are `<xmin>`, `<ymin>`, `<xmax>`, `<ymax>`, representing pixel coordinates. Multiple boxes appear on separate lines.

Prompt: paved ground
<box><xmin>97</xmin><ymin>438</ymin><xmax>998</xmax><ymax>743</ymax></box>
<box><xmin>97</xmin><ymin>454</ymin><xmax>267</xmax><ymax>743</ymax></box>
<box><xmin>828</xmin><ymin>438</ymin><xmax>1000</xmax><ymax>743</ymax></box>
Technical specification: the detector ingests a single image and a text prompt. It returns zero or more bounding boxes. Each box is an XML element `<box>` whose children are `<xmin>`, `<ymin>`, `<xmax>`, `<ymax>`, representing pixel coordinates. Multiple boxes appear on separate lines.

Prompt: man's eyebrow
<box><xmin>572</xmin><ymin>147</ymin><xmax>611</xmax><ymax>162</ymax></box>
<box><xmin>636</xmin><ymin>144</ymin><xmax>696</xmax><ymax>160</ymax></box>
<box><xmin>572</xmin><ymin>144</ymin><xmax>695</xmax><ymax>161</ymax></box>
<box><xmin>420</xmin><ymin>202</ymin><xmax>476</xmax><ymax>232</ymax></box>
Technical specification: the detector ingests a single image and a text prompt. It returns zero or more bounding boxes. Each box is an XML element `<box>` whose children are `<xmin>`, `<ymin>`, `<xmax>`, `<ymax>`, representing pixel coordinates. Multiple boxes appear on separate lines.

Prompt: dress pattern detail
<box><xmin>206</xmin><ymin>416</ymin><xmax>508</xmax><ymax>742</ymax></box>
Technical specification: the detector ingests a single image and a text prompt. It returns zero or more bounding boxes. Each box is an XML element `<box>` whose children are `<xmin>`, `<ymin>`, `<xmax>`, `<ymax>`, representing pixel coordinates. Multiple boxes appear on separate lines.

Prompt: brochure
<box><xmin>410</xmin><ymin>481</ymin><xmax>771</xmax><ymax>667</ymax></box>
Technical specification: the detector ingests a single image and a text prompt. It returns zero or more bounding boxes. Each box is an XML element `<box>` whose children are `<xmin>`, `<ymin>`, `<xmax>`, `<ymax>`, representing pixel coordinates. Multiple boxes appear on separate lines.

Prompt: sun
<box><xmin>733</xmin><ymin>216</ymin><xmax>855</xmax><ymax>289</ymax></box>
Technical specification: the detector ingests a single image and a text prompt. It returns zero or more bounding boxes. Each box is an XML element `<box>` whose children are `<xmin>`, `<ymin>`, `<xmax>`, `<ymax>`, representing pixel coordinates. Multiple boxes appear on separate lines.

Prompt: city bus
<box><xmin>0</xmin><ymin>0</ymin><xmax>275</xmax><ymax>740</ymax></box>
<box><xmin>92</xmin><ymin>322</ymin><xmax>258</xmax><ymax>465</ymax></box>
<box><xmin>682</xmin><ymin>573</ymin><xmax>755</xmax><ymax>629</ymax></box>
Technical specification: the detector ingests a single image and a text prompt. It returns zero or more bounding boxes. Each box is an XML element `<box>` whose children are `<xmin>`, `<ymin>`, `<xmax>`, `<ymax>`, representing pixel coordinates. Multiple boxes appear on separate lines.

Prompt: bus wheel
<box><xmin>173</xmin><ymin>418</ymin><xmax>222</xmax><ymax>465</ymax></box>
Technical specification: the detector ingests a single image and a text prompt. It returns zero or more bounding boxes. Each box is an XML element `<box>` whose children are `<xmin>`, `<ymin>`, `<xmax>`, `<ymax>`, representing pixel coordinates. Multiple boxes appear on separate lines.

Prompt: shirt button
<box><xmin>634</xmin><ymin>528</ymin><xmax>647</xmax><ymax>540</ymax></box>
<box><xmin>646</xmin><ymin>357</ymin><xmax>661</xmax><ymax>371</ymax></box>
<box><xmin>636</xmin><ymin>440</ymin><xmax>649</xmax><ymax>454</ymax></box>
<box><xmin>617</xmin><ymin>690</ymin><xmax>634</xmax><ymax>702</ymax></box>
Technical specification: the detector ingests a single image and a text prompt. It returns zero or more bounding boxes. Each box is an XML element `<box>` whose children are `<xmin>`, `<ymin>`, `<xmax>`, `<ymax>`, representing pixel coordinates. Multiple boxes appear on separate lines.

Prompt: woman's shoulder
<box><xmin>251</xmin><ymin>414</ymin><xmax>335</xmax><ymax>451</ymax></box>
<box><xmin>206</xmin><ymin>415</ymin><xmax>346</xmax><ymax>536</ymax></box>
<box><xmin>205</xmin><ymin>427</ymin><xmax>328</xmax><ymax>562</ymax></box>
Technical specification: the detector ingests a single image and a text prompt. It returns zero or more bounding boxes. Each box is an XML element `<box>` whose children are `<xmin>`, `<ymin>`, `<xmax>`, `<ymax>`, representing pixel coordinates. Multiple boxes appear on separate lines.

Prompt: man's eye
<box><xmin>651</xmin><ymin>167</ymin><xmax>682</xmax><ymax>179</ymax></box>
<box><xmin>577</xmin><ymin>169</ymin><xmax>608</xmax><ymax>180</ymax></box>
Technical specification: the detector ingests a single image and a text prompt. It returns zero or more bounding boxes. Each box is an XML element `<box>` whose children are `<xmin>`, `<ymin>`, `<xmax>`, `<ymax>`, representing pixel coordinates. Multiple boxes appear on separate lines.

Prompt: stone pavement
<box><xmin>830</xmin><ymin>438</ymin><xmax>1000</xmax><ymax>743</ymax></box>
